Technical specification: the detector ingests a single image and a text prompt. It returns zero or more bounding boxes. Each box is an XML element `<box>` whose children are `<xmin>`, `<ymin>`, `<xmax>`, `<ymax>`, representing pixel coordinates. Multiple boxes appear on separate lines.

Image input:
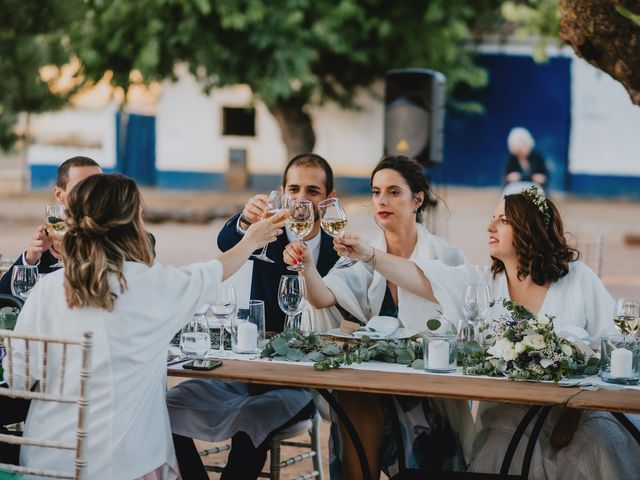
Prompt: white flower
<box><xmin>540</xmin><ymin>358</ymin><xmax>555</xmax><ymax>368</ymax></box>
<box><xmin>561</xmin><ymin>344</ymin><xmax>573</xmax><ymax>357</ymax></box>
<box><xmin>515</xmin><ymin>342</ymin><xmax>526</xmax><ymax>354</ymax></box>
<box><xmin>488</xmin><ymin>338</ymin><xmax>515</xmax><ymax>360</ymax></box>
<box><xmin>538</xmin><ymin>316</ymin><xmax>551</xmax><ymax>326</ymax></box>
<box><xmin>522</xmin><ymin>333</ymin><xmax>546</xmax><ymax>350</ymax></box>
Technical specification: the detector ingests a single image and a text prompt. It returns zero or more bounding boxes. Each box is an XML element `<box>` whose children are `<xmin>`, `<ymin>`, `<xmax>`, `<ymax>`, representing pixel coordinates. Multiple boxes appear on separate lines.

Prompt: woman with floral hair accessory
<box><xmin>325</xmin><ymin>190</ymin><xmax>640</xmax><ymax>479</ymax></box>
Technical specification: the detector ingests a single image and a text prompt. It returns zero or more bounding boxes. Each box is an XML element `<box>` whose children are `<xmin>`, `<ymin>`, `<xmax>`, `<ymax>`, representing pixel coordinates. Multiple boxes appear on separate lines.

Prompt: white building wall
<box><xmin>569</xmin><ymin>57</ymin><xmax>640</xmax><ymax>176</ymax></box>
<box><xmin>26</xmin><ymin>103</ymin><xmax>118</xmax><ymax>169</ymax></box>
<box><xmin>156</xmin><ymin>66</ymin><xmax>383</xmax><ymax>178</ymax></box>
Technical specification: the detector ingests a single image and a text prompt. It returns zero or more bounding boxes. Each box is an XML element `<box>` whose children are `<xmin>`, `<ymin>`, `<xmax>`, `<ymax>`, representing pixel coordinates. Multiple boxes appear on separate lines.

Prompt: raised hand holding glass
<box><xmin>44</xmin><ymin>205</ymin><xmax>65</xmax><ymax>268</ymax></box>
<box><xmin>251</xmin><ymin>190</ymin><xmax>284</xmax><ymax>263</ymax></box>
<box><xmin>286</xmin><ymin>200</ymin><xmax>314</xmax><ymax>272</ymax></box>
<box><xmin>318</xmin><ymin>198</ymin><xmax>357</xmax><ymax>269</ymax></box>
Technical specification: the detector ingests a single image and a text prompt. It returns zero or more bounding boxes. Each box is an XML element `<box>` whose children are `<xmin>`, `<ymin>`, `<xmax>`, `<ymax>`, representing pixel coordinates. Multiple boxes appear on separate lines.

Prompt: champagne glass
<box><xmin>251</xmin><ymin>191</ymin><xmax>284</xmax><ymax>263</ymax></box>
<box><xmin>11</xmin><ymin>265</ymin><xmax>38</xmax><ymax>300</ymax></box>
<box><xmin>180</xmin><ymin>315</ymin><xmax>210</xmax><ymax>366</ymax></box>
<box><xmin>278</xmin><ymin>275</ymin><xmax>307</xmax><ymax>330</ymax></box>
<box><xmin>463</xmin><ymin>284</ymin><xmax>491</xmax><ymax>344</ymax></box>
<box><xmin>286</xmin><ymin>200</ymin><xmax>314</xmax><ymax>271</ymax></box>
<box><xmin>613</xmin><ymin>299</ymin><xmax>640</xmax><ymax>339</ymax></box>
<box><xmin>208</xmin><ymin>286</ymin><xmax>237</xmax><ymax>356</ymax></box>
<box><xmin>44</xmin><ymin>205</ymin><xmax>66</xmax><ymax>268</ymax></box>
<box><xmin>318</xmin><ymin>198</ymin><xmax>357</xmax><ymax>269</ymax></box>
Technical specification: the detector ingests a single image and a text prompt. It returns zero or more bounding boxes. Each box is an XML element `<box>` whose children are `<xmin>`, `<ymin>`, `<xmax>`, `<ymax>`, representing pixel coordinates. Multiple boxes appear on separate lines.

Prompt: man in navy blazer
<box><xmin>217</xmin><ymin>153</ymin><xmax>340</xmax><ymax>332</ymax></box>
<box><xmin>0</xmin><ymin>156</ymin><xmax>102</xmax><ymax>295</ymax></box>
<box><xmin>170</xmin><ymin>154</ymin><xmax>341</xmax><ymax>480</ymax></box>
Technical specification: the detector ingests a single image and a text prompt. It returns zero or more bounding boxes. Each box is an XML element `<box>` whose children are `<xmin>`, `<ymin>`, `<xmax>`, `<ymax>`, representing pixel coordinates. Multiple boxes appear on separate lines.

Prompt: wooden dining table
<box><xmin>168</xmin><ymin>358</ymin><xmax>640</xmax><ymax>479</ymax></box>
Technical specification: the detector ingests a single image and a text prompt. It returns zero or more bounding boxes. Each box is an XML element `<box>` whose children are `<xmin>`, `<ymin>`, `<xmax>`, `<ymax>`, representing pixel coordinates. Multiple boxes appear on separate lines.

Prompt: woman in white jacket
<box><xmin>285</xmin><ymin>155</ymin><xmax>474</xmax><ymax>480</ymax></box>
<box><xmin>4</xmin><ymin>173</ymin><xmax>286</xmax><ymax>480</ymax></box>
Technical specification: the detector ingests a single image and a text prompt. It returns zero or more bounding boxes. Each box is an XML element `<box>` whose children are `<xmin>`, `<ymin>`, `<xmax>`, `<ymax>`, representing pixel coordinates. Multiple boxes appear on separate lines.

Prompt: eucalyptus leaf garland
<box><xmin>260</xmin><ymin>330</ymin><xmax>424</xmax><ymax>371</ymax></box>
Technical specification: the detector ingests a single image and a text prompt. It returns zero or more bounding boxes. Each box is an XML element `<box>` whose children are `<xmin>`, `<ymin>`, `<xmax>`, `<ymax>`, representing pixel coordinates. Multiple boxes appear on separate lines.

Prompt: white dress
<box><xmin>418</xmin><ymin>260</ymin><xmax>640</xmax><ymax>479</ymax></box>
<box><xmin>4</xmin><ymin>260</ymin><xmax>225</xmax><ymax>480</ymax></box>
<box><xmin>321</xmin><ymin>224</ymin><xmax>477</xmax><ymax>477</ymax></box>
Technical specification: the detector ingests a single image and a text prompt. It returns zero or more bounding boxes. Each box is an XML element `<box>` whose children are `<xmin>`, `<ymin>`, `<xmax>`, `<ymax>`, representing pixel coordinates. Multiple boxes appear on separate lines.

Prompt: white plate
<box><xmin>323</xmin><ymin>327</ymin><xmax>419</xmax><ymax>340</ymax></box>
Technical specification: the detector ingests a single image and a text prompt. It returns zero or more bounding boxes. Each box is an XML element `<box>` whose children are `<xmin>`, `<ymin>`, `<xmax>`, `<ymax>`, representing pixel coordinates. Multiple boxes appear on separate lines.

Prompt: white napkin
<box><xmin>352</xmin><ymin>316</ymin><xmax>399</xmax><ymax>339</ymax></box>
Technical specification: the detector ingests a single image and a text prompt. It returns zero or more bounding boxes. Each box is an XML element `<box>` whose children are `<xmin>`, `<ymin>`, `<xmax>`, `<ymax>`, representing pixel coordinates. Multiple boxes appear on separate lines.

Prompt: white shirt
<box><xmin>4</xmin><ymin>260</ymin><xmax>224</xmax><ymax>480</ymax></box>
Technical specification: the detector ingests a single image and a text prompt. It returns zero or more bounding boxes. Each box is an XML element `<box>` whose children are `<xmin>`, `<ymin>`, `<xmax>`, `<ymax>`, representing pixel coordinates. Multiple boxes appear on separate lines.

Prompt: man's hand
<box><xmin>25</xmin><ymin>226</ymin><xmax>53</xmax><ymax>265</ymax></box>
<box><xmin>240</xmin><ymin>194</ymin><xmax>271</xmax><ymax>229</ymax></box>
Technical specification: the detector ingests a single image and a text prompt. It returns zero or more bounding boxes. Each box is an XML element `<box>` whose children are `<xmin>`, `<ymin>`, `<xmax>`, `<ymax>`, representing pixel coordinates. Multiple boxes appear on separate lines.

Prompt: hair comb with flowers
<box><xmin>521</xmin><ymin>185</ymin><xmax>551</xmax><ymax>227</ymax></box>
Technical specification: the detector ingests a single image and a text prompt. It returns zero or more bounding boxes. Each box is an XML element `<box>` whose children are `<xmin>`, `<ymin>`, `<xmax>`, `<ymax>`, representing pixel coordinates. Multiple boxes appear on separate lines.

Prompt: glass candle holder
<box><xmin>423</xmin><ymin>333</ymin><xmax>458</xmax><ymax>373</ymax></box>
<box><xmin>232</xmin><ymin>300</ymin><xmax>265</xmax><ymax>353</ymax></box>
<box><xmin>600</xmin><ymin>335</ymin><xmax>640</xmax><ymax>385</ymax></box>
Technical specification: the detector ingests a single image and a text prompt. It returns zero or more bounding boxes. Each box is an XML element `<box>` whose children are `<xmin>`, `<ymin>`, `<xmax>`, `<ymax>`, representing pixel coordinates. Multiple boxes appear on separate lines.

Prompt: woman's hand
<box><xmin>283</xmin><ymin>241</ymin><xmax>314</xmax><ymax>270</ymax></box>
<box><xmin>333</xmin><ymin>233</ymin><xmax>373</xmax><ymax>262</ymax></box>
<box><xmin>243</xmin><ymin>212</ymin><xmax>287</xmax><ymax>251</ymax></box>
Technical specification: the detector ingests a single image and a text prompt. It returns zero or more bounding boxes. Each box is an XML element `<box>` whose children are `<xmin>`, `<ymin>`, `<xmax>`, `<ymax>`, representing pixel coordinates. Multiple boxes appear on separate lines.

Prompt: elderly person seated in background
<box><xmin>285</xmin><ymin>155</ymin><xmax>474</xmax><ymax>479</ymax></box>
<box><xmin>503</xmin><ymin>127</ymin><xmax>548</xmax><ymax>194</ymax></box>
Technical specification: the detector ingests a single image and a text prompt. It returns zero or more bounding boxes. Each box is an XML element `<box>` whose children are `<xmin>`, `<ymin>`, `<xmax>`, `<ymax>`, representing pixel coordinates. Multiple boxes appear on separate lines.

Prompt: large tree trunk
<box><xmin>268</xmin><ymin>95</ymin><xmax>316</xmax><ymax>160</ymax></box>
<box><xmin>559</xmin><ymin>0</ymin><xmax>640</xmax><ymax>106</ymax></box>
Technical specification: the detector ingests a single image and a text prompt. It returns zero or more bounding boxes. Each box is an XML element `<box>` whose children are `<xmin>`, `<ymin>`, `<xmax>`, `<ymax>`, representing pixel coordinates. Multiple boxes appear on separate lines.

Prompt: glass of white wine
<box><xmin>251</xmin><ymin>190</ymin><xmax>284</xmax><ymax>263</ymax></box>
<box><xmin>286</xmin><ymin>200</ymin><xmax>314</xmax><ymax>272</ymax></box>
<box><xmin>44</xmin><ymin>205</ymin><xmax>66</xmax><ymax>268</ymax></box>
<box><xmin>613</xmin><ymin>299</ymin><xmax>640</xmax><ymax>338</ymax></box>
<box><xmin>318</xmin><ymin>197</ymin><xmax>356</xmax><ymax>269</ymax></box>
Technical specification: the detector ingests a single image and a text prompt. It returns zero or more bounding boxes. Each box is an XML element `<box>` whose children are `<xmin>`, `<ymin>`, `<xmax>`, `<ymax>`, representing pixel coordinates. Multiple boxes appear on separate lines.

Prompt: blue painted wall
<box><xmin>431</xmin><ymin>54</ymin><xmax>572</xmax><ymax>194</ymax></box>
<box><xmin>116</xmin><ymin>113</ymin><xmax>156</xmax><ymax>186</ymax></box>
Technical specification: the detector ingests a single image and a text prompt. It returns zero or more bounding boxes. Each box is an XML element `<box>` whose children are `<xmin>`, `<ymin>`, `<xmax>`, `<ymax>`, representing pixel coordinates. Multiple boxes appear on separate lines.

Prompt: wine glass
<box><xmin>318</xmin><ymin>198</ymin><xmax>357</xmax><ymax>269</ymax></box>
<box><xmin>286</xmin><ymin>200</ymin><xmax>314</xmax><ymax>272</ymax></box>
<box><xmin>613</xmin><ymin>299</ymin><xmax>640</xmax><ymax>339</ymax></box>
<box><xmin>180</xmin><ymin>315</ymin><xmax>210</xmax><ymax>366</ymax></box>
<box><xmin>251</xmin><ymin>191</ymin><xmax>284</xmax><ymax>263</ymax></box>
<box><xmin>463</xmin><ymin>284</ymin><xmax>491</xmax><ymax>344</ymax></box>
<box><xmin>208</xmin><ymin>286</ymin><xmax>237</xmax><ymax>356</ymax></box>
<box><xmin>11</xmin><ymin>265</ymin><xmax>38</xmax><ymax>300</ymax></box>
<box><xmin>278</xmin><ymin>275</ymin><xmax>307</xmax><ymax>330</ymax></box>
<box><xmin>44</xmin><ymin>205</ymin><xmax>66</xmax><ymax>268</ymax></box>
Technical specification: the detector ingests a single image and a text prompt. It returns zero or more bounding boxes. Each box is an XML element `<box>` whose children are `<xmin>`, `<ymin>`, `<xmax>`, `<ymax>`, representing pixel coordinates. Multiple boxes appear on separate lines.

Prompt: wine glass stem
<box><xmin>219</xmin><ymin>325</ymin><xmax>225</xmax><ymax>352</ymax></box>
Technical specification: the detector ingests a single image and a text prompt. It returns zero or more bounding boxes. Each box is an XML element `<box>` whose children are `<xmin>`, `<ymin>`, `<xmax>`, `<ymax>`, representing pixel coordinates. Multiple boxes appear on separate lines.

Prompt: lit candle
<box><xmin>237</xmin><ymin>322</ymin><xmax>258</xmax><ymax>353</ymax></box>
<box><xmin>428</xmin><ymin>339</ymin><xmax>450</xmax><ymax>370</ymax></box>
<box><xmin>610</xmin><ymin>347</ymin><xmax>633</xmax><ymax>378</ymax></box>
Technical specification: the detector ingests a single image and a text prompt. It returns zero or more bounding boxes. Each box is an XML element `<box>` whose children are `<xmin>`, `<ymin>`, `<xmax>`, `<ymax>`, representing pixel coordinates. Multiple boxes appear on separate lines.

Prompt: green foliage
<box><xmin>501</xmin><ymin>0</ymin><xmax>560</xmax><ymax>61</ymax></box>
<box><xmin>0</xmin><ymin>0</ymin><xmax>80</xmax><ymax>150</ymax></box>
<box><xmin>0</xmin><ymin>307</ymin><xmax>19</xmax><ymax>331</ymax></box>
<box><xmin>260</xmin><ymin>329</ymin><xmax>423</xmax><ymax>371</ymax></box>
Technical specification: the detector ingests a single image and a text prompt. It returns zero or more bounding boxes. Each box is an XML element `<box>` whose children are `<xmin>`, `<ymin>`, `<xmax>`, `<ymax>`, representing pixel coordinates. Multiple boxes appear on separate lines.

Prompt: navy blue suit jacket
<box><xmin>217</xmin><ymin>213</ymin><xmax>339</xmax><ymax>333</ymax></box>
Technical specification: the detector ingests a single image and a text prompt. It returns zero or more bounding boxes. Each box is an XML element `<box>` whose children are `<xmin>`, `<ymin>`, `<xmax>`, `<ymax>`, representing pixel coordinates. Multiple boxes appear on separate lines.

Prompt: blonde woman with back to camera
<box><xmin>3</xmin><ymin>173</ymin><xmax>286</xmax><ymax>479</ymax></box>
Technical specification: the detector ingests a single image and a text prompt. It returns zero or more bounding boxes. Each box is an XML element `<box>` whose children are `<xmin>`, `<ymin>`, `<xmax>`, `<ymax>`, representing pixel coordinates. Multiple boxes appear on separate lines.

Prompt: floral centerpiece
<box><xmin>462</xmin><ymin>299</ymin><xmax>598</xmax><ymax>382</ymax></box>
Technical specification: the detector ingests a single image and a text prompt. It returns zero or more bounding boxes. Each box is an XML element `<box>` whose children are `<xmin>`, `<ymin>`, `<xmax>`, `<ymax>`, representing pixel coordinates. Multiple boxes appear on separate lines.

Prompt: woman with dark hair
<box><xmin>3</xmin><ymin>173</ymin><xmax>286</xmax><ymax>479</ymax></box>
<box><xmin>285</xmin><ymin>155</ymin><xmax>474</xmax><ymax>479</ymax></box>
<box><xmin>328</xmin><ymin>186</ymin><xmax>639</xmax><ymax>479</ymax></box>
